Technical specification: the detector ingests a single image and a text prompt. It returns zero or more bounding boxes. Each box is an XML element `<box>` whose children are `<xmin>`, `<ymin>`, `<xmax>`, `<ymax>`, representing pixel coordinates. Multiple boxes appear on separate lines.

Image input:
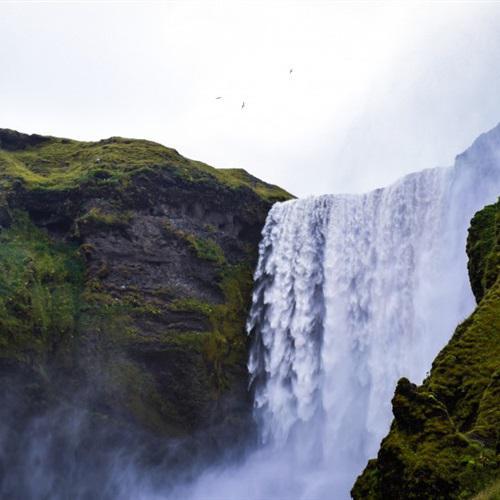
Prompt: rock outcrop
<box><xmin>0</xmin><ymin>129</ymin><xmax>291</xmax><ymax>446</ymax></box>
<box><xmin>352</xmin><ymin>199</ymin><xmax>500</xmax><ymax>500</ymax></box>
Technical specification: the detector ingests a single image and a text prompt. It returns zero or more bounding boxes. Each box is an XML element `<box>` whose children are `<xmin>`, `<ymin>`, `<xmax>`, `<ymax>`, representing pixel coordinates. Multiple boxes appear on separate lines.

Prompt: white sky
<box><xmin>2</xmin><ymin>1</ymin><xmax>500</xmax><ymax>197</ymax></box>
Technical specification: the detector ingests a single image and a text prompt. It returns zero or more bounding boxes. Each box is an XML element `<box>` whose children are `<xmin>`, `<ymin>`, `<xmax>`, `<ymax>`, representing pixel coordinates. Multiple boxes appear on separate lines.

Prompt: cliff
<box><xmin>352</xmin><ymin>198</ymin><xmax>500</xmax><ymax>499</ymax></box>
<box><xmin>0</xmin><ymin>128</ymin><xmax>291</xmax><ymax>447</ymax></box>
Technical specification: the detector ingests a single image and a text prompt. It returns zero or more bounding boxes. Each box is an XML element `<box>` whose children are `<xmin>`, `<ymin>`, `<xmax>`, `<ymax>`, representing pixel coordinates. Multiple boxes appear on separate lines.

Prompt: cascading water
<box><xmin>237</xmin><ymin>134</ymin><xmax>495</xmax><ymax>500</ymax></box>
<box><xmin>170</xmin><ymin>126</ymin><xmax>499</xmax><ymax>500</ymax></box>
<box><xmin>247</xmin><ymin>167</ymin><xmax>456</xmax><ymax>497</ymax></box>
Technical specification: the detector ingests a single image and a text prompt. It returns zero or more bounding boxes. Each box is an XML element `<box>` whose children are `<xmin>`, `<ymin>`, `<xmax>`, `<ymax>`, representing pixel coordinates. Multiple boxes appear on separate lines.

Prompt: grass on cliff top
<box><xmin>209</xmin><ymin>167</ymin><xmax>291</xmax><ymax>203</ymax></box>
<box><xmin>0</xmin><ymin>130</ymin><xmax>292</xmax><ymax>202</ymax></box>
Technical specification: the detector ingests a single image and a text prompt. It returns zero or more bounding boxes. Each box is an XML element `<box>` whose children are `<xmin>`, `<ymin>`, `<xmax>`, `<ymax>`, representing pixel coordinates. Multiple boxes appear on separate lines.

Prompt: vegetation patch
<box><xmin>162</xmin><ymin>219</ymin><xmax>226</xmax><ymax>265</ymax></box>
<box><xmin>187</xmin><ymin>235</ymin><xmax>226</xmax><ymax>264</ymax></box>
<box><xmin>77</xmin><ymin>207</ymin><xmax>132</xmax><ymax>230</ymax></box>
<box><xmin>0</xmin><ymin>211</ymin><xmax>84</xmax><ymax>366</ymax></box>
<box><xmin>206</xmin><ymin>167</ymin><xmax>292</xmax><ymax>202</ymax></box>
<box><xmin>168</xmin><ymin>298</ymin><xmax>214</xmax><ymax>317</ymax></box>
<box><xmin>0</xmin><ymin>130</ymin><xmax>292</xmax><ymax>202</ymax></box>
<box><xmin>105</xmin><ymin>358</ymin><xmax>185</xmax><ymax>435</ymax></box>
<box><xmin>167</xmin><ymin>264</ymin><xmax>253</xmax><ymax>391</ymax></box>
<box><xmin>472</xmin><ymin>477</ymin><xmax>500</xmax><ymax>500</ymax></box>
<box><xmin>467</xmin><ymin>199</ymin><xmax>500</xmax><ymax>302</ymax></box>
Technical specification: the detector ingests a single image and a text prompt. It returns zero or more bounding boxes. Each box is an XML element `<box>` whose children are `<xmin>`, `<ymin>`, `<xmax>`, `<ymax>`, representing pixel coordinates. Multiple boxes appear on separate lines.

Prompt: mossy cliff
<box><xmin>352</xmin><ymin>198</ymin><xmax>500</xmax><ymax>500</ymax></box>
<box><xmin>0</xmin><ymin>128</ymin><xmax>291</xmax><ymax>444</ymax></box>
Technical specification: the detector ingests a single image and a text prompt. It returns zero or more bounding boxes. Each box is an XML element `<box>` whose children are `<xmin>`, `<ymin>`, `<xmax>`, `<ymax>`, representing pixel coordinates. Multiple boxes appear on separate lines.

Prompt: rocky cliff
<box><xmin>0</xmin><ymin>128</ymin><xmax>291</xmax><ymax>452</ymax></box>
<box><xmin>352</xmin><ymin>198</ymin><xmax>500</xmax><ymax>499</ymax></box>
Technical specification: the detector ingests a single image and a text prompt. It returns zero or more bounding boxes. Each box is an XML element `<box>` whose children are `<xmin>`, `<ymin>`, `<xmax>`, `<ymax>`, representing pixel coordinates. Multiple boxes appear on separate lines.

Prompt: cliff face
<box><xmin>0</xmin><ymin>129</ymin><xmax>291</xmax><ymax>445</ymax></box>
<box><xmin>352</xmin><ymin>199</ymin><xmax>500</xmax><ymax>499</ymax></box>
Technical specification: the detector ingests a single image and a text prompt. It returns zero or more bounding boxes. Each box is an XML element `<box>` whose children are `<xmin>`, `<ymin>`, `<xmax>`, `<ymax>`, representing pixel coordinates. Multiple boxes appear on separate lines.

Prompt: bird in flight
<box><xmin>241</xmin><ymin>101</ymin><xmax>245</xmax><ymax>110</ymax></box>
<box><xmin>215</xmin><ymin>96</ymin><xmax>223</xmax><ymax>99</ymax></box>
<box><xmin>289</xmin><ymin>68</ymin><xmax>293</xmax><ymax>76</ymax></box>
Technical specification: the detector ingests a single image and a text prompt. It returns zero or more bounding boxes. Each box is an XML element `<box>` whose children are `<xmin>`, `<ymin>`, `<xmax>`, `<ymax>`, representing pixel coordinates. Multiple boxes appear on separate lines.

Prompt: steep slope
<box><xmin>352</xmin><ymin>199</ymin><xmax>500</xmax><ymax>500</ymax></box>
<box><xmin>0</xmin><ymin>128</ymin><xmax>291</xmax><ymax>444</ymax></box>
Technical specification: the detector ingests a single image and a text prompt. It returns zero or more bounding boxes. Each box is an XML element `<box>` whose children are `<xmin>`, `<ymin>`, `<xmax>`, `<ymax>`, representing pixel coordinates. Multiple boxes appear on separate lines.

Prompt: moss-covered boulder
<box><xmin>0</xmin><ymin>128</ymin><xmax>291</xmax><ymax>446</ymax></box>
<box><xmin>352</xmin><ymin>198</ymin><xmax>500</xmax><ymax>500</ymax></box>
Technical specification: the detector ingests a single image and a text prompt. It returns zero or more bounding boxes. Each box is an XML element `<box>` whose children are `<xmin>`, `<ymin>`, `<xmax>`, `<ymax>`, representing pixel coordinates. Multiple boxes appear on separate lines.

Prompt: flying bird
<box><xmin>215</xmin><ymin>96</ymin><xmax>223</xmax><ymax>99</ymax></box>
<box><xmin>241</xmin><ymin>101</ymin><xmax>245</xmax><ymax>110</ymax></box>
<box><xmin>289</xmin><ymin>68</ymin><xmax>293</xmax><ymax>75</ymax></box>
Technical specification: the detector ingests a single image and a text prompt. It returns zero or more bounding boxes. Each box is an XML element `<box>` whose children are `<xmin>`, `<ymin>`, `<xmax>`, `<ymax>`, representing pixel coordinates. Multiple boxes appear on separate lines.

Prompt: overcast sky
<box><xmin>2</xmin><ymin>1</ymin><xmax>500</xmax><ymax>197</ymax></box>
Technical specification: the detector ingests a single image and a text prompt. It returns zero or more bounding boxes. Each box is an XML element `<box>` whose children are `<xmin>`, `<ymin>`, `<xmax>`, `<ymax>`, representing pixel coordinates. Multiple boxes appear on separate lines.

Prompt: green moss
<box><xmin>105</xmin><ymin>358</ymin><xmax>186</xmax><ymax>436</ymax></box>
<box><xmin>159</xmin><ymin>330</ymin><xmax>207</xmax><ymax>349</ymax></box>
<box><xmin>162</xmin><ymin>220</ymin><xmax>226</xmax><ymax>265</ymax></box>
<box><xmin>208</xmin><ymin>167</ymin><xmax>293</xmax><ymax>202</ymax></box>
<box><xmin>187</xmin><ymin>235</ymin><xmax>226</xmax><ymax>264</ymax></box>
<box><xmin>473</xmin><ymin>478</ymin><xmax>500</xmax><ymax>499</ymax></box>
<box><xmin>0</xmin><ymin>211</ymin><xmax>84</xmax><ymax>365</ymax></box>
<box><xmin>353</xmin><ymin>200</ymin><xmax>500</xmax><ymax>500</ymax></box>
<box><xmin>0</xmin><ymin>136</ymin><xmax>178</xmax><ymax>191</ymax></box>
<box><xmin>467</xmin><ymin>198</ymin><xmax>500</xmax><ymax>302</ymax></box>
<box><xmin>202</xmin><ymin>264</ymin><xmax>253</xmax><ymax>389</ymax></box>
<box><xmin>168</xmin><ymin>298</ymin><xmax>214</xmax><ymax>317</ymax></box>
<box><xmin>77</xmin><ymin>207</ymin><xmax>132</xmax><ymax>230</ymax></box>
<box><xmin>0</xmin><ymin>131</ymin><xmax>292</xmax><ymax>202</ymax></box>
<box><xmin>204</xmin><ymin>223</ymin><xmax>217</xmax><ymax>234</ymax></box>
<box><xmin>165</xmin><ymin>264</ymin><xmax>253</xmax><ymax>391</ymax></box>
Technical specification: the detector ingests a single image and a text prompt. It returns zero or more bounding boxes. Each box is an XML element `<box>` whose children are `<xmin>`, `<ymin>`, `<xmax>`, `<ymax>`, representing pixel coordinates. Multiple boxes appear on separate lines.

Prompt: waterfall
<box><xmin>241</xmin><ymin>127</ymin><xmax>500</xmax><ymax>499</ymax></box>
<box><xmin>247</xmin><ymin>168</ymin><xmax>455</xmax><ymax>496</ymax></box>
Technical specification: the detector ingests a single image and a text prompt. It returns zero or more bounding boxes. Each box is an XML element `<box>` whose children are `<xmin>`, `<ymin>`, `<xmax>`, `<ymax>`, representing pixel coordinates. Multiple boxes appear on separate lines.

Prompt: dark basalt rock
<box><xmin>0</xmin><ymin>129</ymin><xmax>292</xmax><ymax>465</ymax></box>
<box><xmin>0</xmin><ymin>128</ymin><xmax>51</xmax><ymax>151</ymax></box>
